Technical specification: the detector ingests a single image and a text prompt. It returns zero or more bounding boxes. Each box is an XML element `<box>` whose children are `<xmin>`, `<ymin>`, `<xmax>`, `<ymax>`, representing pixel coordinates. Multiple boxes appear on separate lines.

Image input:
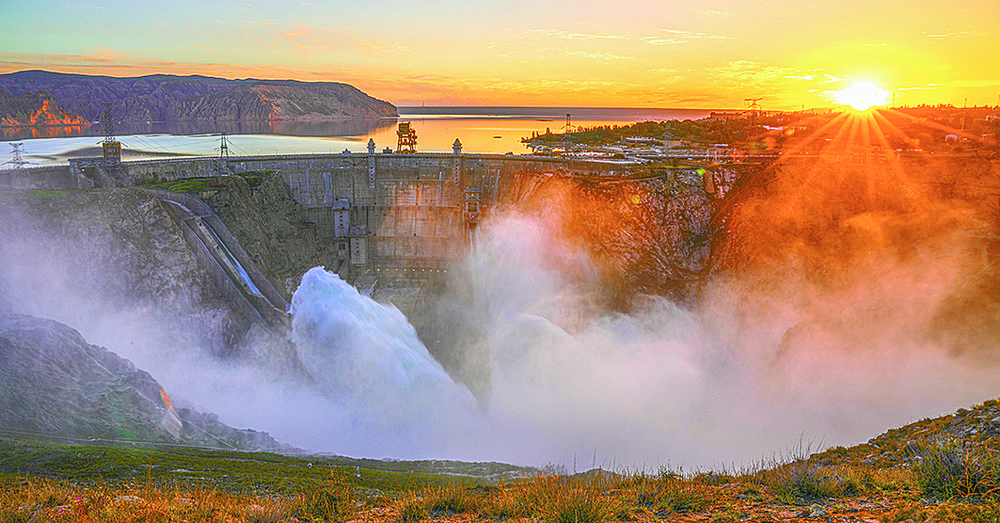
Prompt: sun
<box><xmin>832</xmin><ymin>81</ymin><xmax>890</xmax><ymax>111</ymax></box>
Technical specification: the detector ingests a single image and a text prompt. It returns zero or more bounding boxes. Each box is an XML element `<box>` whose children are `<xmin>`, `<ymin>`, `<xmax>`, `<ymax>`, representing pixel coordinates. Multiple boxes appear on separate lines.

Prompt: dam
<box><xmin>2</xmin><ymin>148</ymin><xmax>689</xmax><ymax>336</ymax></box>
<box><xmin>2</xmin><ymin>149</ymin><xmax>649</xmax><ymax>287</ymax></box>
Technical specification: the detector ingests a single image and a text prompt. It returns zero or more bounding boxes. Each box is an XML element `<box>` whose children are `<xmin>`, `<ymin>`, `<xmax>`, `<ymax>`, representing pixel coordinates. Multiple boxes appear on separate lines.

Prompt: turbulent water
<box><xmin>289</xmin><ymin>267</ymin><xmax>483</xmax><ymax>452</ymax></box>
<box><xmin>3</xmin><ymin>152</ymin><xmax>1000</xmax><ymax>468</ymax></box>
<box><xmin>266</xmin><ymin>207</ymin><xmax>999</xmax><ymax>468</ymax></box>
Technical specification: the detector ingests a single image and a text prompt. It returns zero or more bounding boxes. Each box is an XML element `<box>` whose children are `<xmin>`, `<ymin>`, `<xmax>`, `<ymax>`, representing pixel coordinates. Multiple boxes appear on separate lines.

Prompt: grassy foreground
<box><xmin>6</xmin><ymin>435</ymin><xmax>1000</xmax><ymax>522</ymax></box>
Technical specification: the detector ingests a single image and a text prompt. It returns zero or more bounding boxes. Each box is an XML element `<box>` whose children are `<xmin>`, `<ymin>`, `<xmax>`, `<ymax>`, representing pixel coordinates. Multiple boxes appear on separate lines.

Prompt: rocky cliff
<box><xmin>0</xmin><ymin>313</ymin><xmax>289</xmax><ymax>451</ymax></box>
<box><xmin>0</xmin><ymin>70</ymin><xmax>397</xmax><ymax>125</ymax></box>
<box><xmin>0</xmin><ymin>88</ymin><xmax>90</xmax><ymax>128</ymax></box>
<box><xmin>0</xmin><ymin>188</ymin><xmax>246</xmax><ymax>351</ymax></box>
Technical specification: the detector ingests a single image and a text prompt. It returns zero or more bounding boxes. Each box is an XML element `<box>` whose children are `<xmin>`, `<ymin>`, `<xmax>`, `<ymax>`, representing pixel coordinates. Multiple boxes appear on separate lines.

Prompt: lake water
<box><xmin>2</xmin><ymin>107</ymin><xmax>717</xmax><ymax>167</ymax></box>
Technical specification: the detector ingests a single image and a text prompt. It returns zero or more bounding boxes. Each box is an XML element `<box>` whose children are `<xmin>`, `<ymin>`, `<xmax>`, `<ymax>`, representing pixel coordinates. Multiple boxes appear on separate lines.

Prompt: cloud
<box><xmin>924</xmin><ymin>31</ymin><xmax>985</xmax><ymax>40</ymax></box>
<box><xmin>642</xmin><ymin>29</ymin><xmax>731</xmax><ymax>45</ymax></box>
<box><xmin>708</xmin><ymin>60</ymin><xmax>828</xmax><ymax>87</ymax></box>
<box><xmin>0</xmin><ymin>53</ymin><xmax>318</xmax><ymax>82</ymax></box>
<box><xmin>640</xmin><ymin>37</ymin><xmax>687</xmax><ymax>46</ymax></box>
<box><xmin>355</xmin><ymin>38</ymin><xmax>408</xmax><ymax>56</ymax></box>
<box><xmin>564</xmin><ymin>50</ymin><xmax>635</xmax><ymax>62</ymax></box>
<box><xmin>280</xmin><ymin>24</ymin><xmax>345</xmax><ymax>49</ymax></box>
<box><xmin>946</xmin><ymin>79</ymin><xmax>1000</xmax><ymax>89</ymax></box>
<box><xmin>532</xmin><ymin>29</ymin><xmax>627</xmax><ymax>41</ymax></box>
<box><xmin>7</xmin><ymin>46</ymin><xmax>129</xmax><ymax>65</ymax></box>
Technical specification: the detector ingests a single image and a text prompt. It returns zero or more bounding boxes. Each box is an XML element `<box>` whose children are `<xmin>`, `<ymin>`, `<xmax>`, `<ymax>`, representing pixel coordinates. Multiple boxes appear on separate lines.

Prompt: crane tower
<box><xmin>396</xmin><ymin>122</ymin><xmax>417</xmax><ymax>153</ymax></box>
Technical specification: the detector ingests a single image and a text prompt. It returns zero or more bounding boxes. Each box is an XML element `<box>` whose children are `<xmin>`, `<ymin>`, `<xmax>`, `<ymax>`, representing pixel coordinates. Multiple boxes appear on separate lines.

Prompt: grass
<box><xmin>10</xmin><ymin>429</ymin><xmax>1000</xmax><ymax>522</ymax></box>
<box><xmin>0</xmin><ymin>437</ymin><xmax>538</xmax><ymax>499</ymax></box>
<box><xmin>138</xmin><ymin>170</ymin><xmax>278</xmax><ymax>194</ymax></box>
<box><xmin>911</xmin><ymin>439</ymin><xmax>1000</xmax><ymax>501</ymax></box>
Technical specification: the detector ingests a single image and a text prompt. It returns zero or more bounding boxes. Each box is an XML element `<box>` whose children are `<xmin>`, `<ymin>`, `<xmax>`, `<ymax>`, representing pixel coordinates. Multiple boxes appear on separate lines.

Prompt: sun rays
<box><xmin>832</xmin><ymin>81</ymin><xmax>891</xmax><ymax>112</ymax></box>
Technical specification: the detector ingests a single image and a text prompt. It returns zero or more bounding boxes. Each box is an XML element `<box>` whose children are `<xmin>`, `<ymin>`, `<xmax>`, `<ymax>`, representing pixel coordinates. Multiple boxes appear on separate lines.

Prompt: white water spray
<box><xmin>289</xmin><ymin>267</ymin><xmax>482</xmax><ymax>453</ymax></box>
<box><xmin>3</xmin><ymin>193</ymin><xmax>999</xmax><ymax>469</ymax></box>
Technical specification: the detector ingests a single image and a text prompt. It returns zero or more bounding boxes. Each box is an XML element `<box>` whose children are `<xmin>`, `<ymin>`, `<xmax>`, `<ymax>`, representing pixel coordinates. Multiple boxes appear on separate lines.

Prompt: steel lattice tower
<box><xmin>100</xmin><ymin>102</ymin><xmax>121</xmax><ymax>163</ymax></box>
<box><xmin>7</xmin><ymin>142</ymin><xmax>27</xmax><ymax>169</ymax></box>
<box><xmin>219</xmin><ymin>132</ymin><xmax>231</xmax><ymax>160</ymax></box>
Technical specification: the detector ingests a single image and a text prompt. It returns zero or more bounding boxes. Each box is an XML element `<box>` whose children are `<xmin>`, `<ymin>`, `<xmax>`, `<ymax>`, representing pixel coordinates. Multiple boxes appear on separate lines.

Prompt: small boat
<box><xmin>493</xmin><ymin>135</ymin><xmax>502</xmax><ymax>138</ymax></box>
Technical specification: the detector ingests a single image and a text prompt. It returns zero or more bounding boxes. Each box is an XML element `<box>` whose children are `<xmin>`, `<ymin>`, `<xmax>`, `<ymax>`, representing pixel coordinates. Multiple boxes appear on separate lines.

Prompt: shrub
<box><xmin>543</xmin><ymin>486</ymin><xmax>624</xmax><ymax>523</ymax></box>
<box><xmin>395</xmin><ymin>493</ymin><xmax>429</xmax><ymax>523</ymax></box>
<box><xmin>758</xmin><ymin>461</ymin><xmax>847</xmax><ymax>505</ymax></box>
<box><xmin>885</xmin><ymin>500</ymin><xmax>1000</xmax><ymax>523</ymax></box>
<box><xmin>422</xmin><ymin>483</ymin><xmax>481</xmax><ymax>516</ymax></box>
<box><xmin>480</xmin><ymin>482</ymin><xmax>536</xmax><ymax>520</ymax></box>
<box><xmin>912</xmin><ymin>440</ymin><xmax>1000</xmax><ymax>500</ymax></box>
<box><xmin>630</xmin><ymin>474</ymin><xmax>711</xmax><ymax>516</ymax></box>
<box><xmin>292</xmin><ymin>472</ymin><xmax>357</xmax><ymax>522</ymax></box>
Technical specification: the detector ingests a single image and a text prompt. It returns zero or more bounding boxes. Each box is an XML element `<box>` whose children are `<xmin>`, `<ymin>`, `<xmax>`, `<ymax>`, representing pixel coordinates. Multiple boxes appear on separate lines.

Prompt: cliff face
<box><xmin>0</xmin><ymin>313</ymin><xmax>288</xmax><ymax>451</ymax></box>
<box><xmin>0</xmin><ymin>88</ymin><xmax>89</xmax><ymax>127</ymax></box>
<box><xmin>0</xmin><ymin>70</ymin><xmax>398</xmax><ymax>125</ymax></box>
<box><xmin>0</xmin><ymin>188</ymin><xmax>242</xmax><ymax>350</ymax></box>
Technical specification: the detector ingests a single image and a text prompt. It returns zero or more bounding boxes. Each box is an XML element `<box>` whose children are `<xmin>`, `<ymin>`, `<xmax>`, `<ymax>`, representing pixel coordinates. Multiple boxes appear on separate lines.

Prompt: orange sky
<box><xmin>2</xmin><ymin>0</ymin><xmax>998</xmax><ymax>110</ymax></box>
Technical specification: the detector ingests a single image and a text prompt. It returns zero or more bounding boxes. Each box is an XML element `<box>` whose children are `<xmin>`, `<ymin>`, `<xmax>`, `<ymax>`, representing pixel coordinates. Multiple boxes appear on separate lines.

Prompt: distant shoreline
<box><xmin>397</xmin><ymin>106</ymin><xmax>725</xmax><ymax>120</ymax></box>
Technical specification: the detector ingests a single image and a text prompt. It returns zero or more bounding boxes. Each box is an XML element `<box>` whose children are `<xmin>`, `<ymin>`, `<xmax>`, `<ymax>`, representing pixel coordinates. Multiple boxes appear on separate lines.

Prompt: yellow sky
<box><xmin>1</xmin><ymin>0</ymin><xmax>998</xmax><ymax>109</ymax></box>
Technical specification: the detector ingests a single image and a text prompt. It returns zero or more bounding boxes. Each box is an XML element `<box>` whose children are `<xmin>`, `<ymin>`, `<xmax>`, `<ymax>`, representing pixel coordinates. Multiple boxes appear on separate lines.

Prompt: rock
<box><xmin>0</xmin><ymin>313</ymin><xmax>292</xmax><ymax>451</ymax></box>
<box><xmin>0</xmin><ymin>70</ymin><xmax>398</xmax><ymax>124</ymax></box>
<box><xmin>0</xmin><ymin>88</ymin><xmax>88</xmax><ymax>127</ymax></box>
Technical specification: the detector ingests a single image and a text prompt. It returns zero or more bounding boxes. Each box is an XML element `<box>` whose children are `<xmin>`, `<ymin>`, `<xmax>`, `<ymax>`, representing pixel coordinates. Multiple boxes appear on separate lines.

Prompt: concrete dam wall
<box><xmin>117</xmin><ymin>153</ymin><xmax>626</xmax><ymax>285</ymax></box>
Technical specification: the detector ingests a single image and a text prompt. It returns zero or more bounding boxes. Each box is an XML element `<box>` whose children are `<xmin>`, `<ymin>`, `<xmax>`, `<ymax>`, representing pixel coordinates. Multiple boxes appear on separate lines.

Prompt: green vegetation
<box><xmin>528</xmin><ymin>118</ymin><xmax>753</xmax><ymax>147</ymax></box>
<box><xmin>138</xmin><ymin>170</ymin><xmax>278</xmax><ymax>194</ymax></box>
<box><xmin>0</xmin><ymin>438</ymin><xmax>529</xmax><ymax>495</ymax></box>
<box><xmin>10</xmin><ymin>422</ymin><xmax>1000</xmax><ymax>522</ymax></box>
<box><xmin>912</xmin><ymin>440</ymin><xmax>1000</xmax><ymax>501</ymax></box>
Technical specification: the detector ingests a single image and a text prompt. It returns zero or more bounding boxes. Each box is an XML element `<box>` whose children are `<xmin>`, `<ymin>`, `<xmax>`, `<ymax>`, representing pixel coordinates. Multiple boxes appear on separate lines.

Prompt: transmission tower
<box><xmin>7</xmin><ymin>143</ymin><xmax>27</xmax><ymax>169</ymax></box>
<box><xmin>219</xmin><ymin>132</ymin><xmax>231</xmax><ymax>160</ymax></box>
<box><xmin>563</xmin><ymin>113</ymin><xmax>575</xmax><ymax>132</ymax></box>
<box><xmin>744</xmin><ymin>98</ymin><xmax>763</xmax><ymax>140</ymax></box>
<box><xmin>214</xmin><ymin>132</ymin><xmax>233</xmax><ymax>175</ymax></box>
<box><xmin>100</xmin><ymin>102</ymin><xmax>121</xmax><ymax>164</ymax></box>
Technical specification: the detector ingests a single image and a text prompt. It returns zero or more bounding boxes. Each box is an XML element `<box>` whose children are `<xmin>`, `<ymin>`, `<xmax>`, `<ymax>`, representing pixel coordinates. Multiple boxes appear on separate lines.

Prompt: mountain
<box><xmin>0</xmin><ymin>70</ymin><xmax>397</xmax><ymax>125</ymax></box>
<box><xmin>0</xmin><ymin>88</ymin><xmax>89</xmax><ymax>128</ymax></box>
<box><xmin>0</xmin><ymin>313</ymin><xmax>290</xmax><ymax>451</ymax></box>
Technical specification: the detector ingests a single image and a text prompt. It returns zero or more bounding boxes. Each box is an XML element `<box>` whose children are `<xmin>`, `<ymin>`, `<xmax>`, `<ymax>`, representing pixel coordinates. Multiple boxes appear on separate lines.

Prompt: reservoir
<box><xmin>2</xmin><ymin>107</ymin><xmax>716</xmax><ymax>166</ymax></box>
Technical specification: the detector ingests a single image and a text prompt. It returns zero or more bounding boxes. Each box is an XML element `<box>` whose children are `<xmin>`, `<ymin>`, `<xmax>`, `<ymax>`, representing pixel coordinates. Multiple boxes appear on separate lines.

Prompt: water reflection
<box><xmin>3</xmin><ymin>108</ymin><xmax>719</xmax><ymax>165</ymax></box>
<box><xmin>1</xmin><ymin>118</ymin><xmax>397</xmax><ymax>141</ymax></box>
<box><xmin>2</xmin><ymin>124</ymin><xmax>93</xmax><ymax>140</ymax></box>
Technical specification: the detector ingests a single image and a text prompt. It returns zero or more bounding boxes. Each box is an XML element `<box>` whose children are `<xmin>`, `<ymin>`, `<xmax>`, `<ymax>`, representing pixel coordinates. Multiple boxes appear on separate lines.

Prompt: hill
<box><xmin>0</xmin><ymin>313</ymin><xmax>288</xmax><ymax>452</ymax></box>
<box><xmin>0</xmin><ymin>70</ymin><xmax>398</xmax><ymax>126</ymax></box>
<box><xmin>0</xmin><ymin>88</ymin><xmax>89</xmax><ymax>128</ymax></box>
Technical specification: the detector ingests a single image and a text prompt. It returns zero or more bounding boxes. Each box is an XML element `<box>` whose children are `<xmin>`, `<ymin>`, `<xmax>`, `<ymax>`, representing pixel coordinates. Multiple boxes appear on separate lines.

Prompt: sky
<box><xmin>1</xmin><ymin>0</ymin><xmax>998</xmax><ymax>110</ymax></box>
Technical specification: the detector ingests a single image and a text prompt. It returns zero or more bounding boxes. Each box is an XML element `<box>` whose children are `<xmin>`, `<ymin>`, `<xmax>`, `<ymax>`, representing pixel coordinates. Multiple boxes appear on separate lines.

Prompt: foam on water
<box><xmin>280</xmin><ymin>211</ymin><xmax>1000</xmax><ymax>469</ymax></box>
<box><xmin>289</xmin><ymin>267</ymin><xmax>483</xmax><ymax>455</ymax></box>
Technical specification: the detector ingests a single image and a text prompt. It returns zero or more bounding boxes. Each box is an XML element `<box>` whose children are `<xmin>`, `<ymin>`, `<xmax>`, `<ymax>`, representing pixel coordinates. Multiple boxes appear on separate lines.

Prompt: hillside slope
<box><xmin>0</xmin><ymin>313</ymin><xmax>289</xmax><ymax>451</ymax></box>
<box><xmin>0</xmin><ymin>88</ymin><xmax>89</xmax><ymax>127</ymax></box>
<box><xmin>0</xmin><ymin>70</ymin><xmax>397</xmax><ymax>124</ymax></box>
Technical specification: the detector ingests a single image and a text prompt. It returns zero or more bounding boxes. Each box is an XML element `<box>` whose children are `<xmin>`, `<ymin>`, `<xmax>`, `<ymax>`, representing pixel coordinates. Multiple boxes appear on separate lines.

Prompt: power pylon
<box><xmin>100</xmin><ymin>102</ymin><xmax>121</xmax><ymax>163</ymax></box>
<box><xmin>744</xmin><ymin>98</ymin><xmax>763</xmax><ymax>141</ymax></box>
<box><xmin>563</xmin><ymin>113</ymin><xmax>575</xmax><ymax>132</ymax></box>
<box><xmin>7</xmin><ymin>143</ymin><xmax>27</xmax><ymax>169</ymax></box>
<box><xmin>219</xmin><ymin>132</ymin><xmax>231</xmax><ymax>160</ymax></box>
<box><xmin>215</xmin><ymin>132</ymin><xmax>232</xmax><ymax>175</ymax></box>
